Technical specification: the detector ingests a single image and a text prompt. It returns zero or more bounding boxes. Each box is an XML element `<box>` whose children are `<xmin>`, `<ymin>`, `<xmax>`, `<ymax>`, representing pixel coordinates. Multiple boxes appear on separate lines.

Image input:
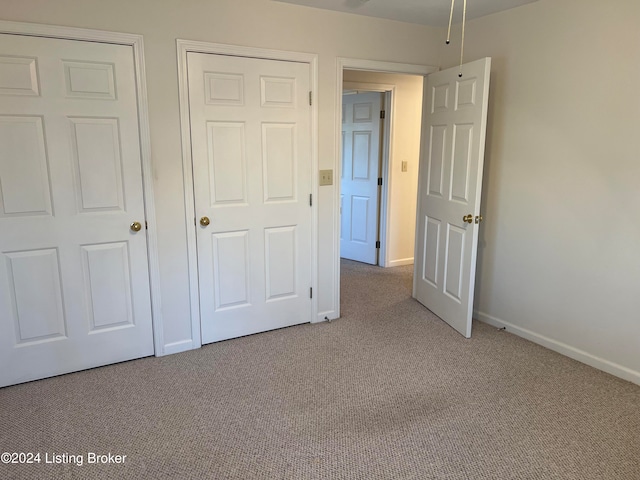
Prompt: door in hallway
<box><xmin>340</xmin><ymin>91</ymin><xmax>383</xmax><ymax>265</ymax></box>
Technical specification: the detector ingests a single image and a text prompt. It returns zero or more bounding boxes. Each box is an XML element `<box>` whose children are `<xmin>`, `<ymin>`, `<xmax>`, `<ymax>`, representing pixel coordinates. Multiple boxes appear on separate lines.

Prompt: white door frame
<box><xmin>334</xmin><ymin>58</ymin><xmax>438</xmax><ymax>318</ymax></box>
<box><xmin>177</xmin><ymin>40</ymin><xmax>319</xmax><ymax>349</ymax></box>
<box><xmin>342</xmin><ymin>82</ymin><xmax>393</xmax><ymax>267</ymax></box>
<box><xmin>0</xmin><ymin>20</ymin><xmax>164</xmax><ymax>355</ymax></box>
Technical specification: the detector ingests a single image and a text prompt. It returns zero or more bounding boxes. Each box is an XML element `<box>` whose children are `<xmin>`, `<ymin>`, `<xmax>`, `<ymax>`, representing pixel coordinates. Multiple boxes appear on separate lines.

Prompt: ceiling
<box><xmin>272</xmin><ymin>0</ymin><xmax>538</xmax><ymax>27</ymax></box>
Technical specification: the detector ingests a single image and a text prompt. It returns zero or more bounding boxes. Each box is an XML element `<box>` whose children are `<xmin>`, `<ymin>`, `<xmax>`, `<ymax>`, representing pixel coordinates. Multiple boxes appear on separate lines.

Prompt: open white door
<box><xmin>413</xmin><ymin>58</ymin><xmax>491</xmax><ymax>338</ymax></box>
<box><xmin>340</xmin><ymin>91</ymin><xmax>382</xmax><ymax>265</ymax></box>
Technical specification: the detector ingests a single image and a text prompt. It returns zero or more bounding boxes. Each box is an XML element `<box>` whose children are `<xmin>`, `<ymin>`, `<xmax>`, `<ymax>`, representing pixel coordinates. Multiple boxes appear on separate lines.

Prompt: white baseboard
<box><xmin>474</xmin><ymin>310</ymin><xmax>640</xmax><ymax>386</ymax></box>
<box><xmin>161</xmin><ymin>339</ymin><xmax>197</xmax><ymax>356</ymax></box>
<box><xmin>387</xmin><ymin>257</ymin><xmax>414</xmax><ymax>267</ymax></box>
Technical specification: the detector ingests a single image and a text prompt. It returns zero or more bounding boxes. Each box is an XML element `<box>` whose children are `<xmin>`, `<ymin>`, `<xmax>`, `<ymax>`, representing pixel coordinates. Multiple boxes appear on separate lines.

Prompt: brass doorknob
<box><xmin>130</xmin><ymin>221</ymin><xmax>142</xmax><ymax>232</ymax></box>
<box><xmin>200</xmin><ymin>216</ymin><xmax>210</xmax><ymax>227</ymax></box>
<box><xmin>463</xmin><ymin>214</ymin><xmax>473</xmax><ymax>224</ymax></box>
<box><xmin>475</xmin><ymin>215</ymin><xmax>483</xmax><ymax>224</ymax></box>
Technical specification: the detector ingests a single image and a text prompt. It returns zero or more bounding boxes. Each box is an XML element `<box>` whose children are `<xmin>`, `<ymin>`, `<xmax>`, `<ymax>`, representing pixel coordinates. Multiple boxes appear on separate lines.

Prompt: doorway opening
<box><xmin>337</xmin><ymin>62</ymin><xmax>432</xmax><ymax>316</ymax></box>
<box><xmin>335</xmin><ymin>58</ymin><xmax>492</xmax><ymax>339</ymax></box>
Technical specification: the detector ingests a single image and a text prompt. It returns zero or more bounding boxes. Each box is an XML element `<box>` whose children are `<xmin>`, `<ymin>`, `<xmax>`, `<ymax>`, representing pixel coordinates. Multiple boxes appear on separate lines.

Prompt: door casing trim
<box><xmin>0</xmin><ymin>20</ymin><xmax>164</xmax><ymax>355</ymax></box>
<box><xmin>177</xmin><ymin>40</ymin><xmax>319</xmax><ymax>349</ymax></box>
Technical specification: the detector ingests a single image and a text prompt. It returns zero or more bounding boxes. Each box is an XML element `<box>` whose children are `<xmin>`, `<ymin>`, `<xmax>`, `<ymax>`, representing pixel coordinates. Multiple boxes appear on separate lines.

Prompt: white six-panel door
<box><xmin>413</xmin><ymin>58</ymin><xmax>491</xmax><ymax>338</ymax></box>
<box><xmin>340</xmin><ymin>91</ymin><xmax>382</xmax><ymax>265</ymax></box>
<box><xmin>187</xmin><ymin>53</ymin><xmax>312</xmax><ymax>344</ymax></box>
<box><xmin>0</xmin><ymin>34</ymin><xmax>154</xmax><ymax>387</ymax></box>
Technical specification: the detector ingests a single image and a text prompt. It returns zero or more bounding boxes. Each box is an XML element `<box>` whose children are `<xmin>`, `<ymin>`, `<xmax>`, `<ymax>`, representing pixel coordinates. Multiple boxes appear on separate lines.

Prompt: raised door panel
<box><xmin>427</xmin><ymin>125</ymin><xmax>447</xmax><ymax>198</ymax></box>
<box><xmin>69</xmin><ymin>117</ymin><xmax>125</xmax><ymax>212</ymax></box>
<box><xmin>431</xmin><ymin>83</ymin><xmax>449</xmax><ymax>113</ymax></box>
<box><xmin>422</xmin><ymin>217</ymin><xmax>440</xmax><ymax>288</ymax></box>
<box><xmin>211</xmin><ymin>231</ymin><xmax>251</xmax><ymax>311</ymax></box>
<box><xmin>350</xmin><ymin>196</ymin><xmax>369</xmax><ymax>243</ymax></box>
<box><xmin>0</xmin><ymin>116</ymin><xmax>52</xmax><ymax>216</ymax></box>
<box><xmin>205</xmin><ymin>72</ymin><xmax>244</xmax><ymax>105</ymax></box>
<box><xmin>450</xmin><ymin>124</ymin><xmax>473</xmax><ymax>204</ymax></box>
<box><xmin>443</xmin><ymin>224</ymin><xmax>465</xmax><ymax>302</ymax></box>
<box><xmin>207</xmin><ymin>122</ymin><xmax>247</xmax><ymax>206</ymax></box>
<box><xmin>265</xmin><ymin>226</ymin><xmax>297</xmax><ymax>301</ymax></box>
<box><xmin>340</xmin><ymin>194</ymin><xmax>346</xmax><ymax>240</ymax></box>
<box><xmin>352</xmin><ymin>131</ymin><xmax>372</xmax><ymax>180</ymax></box>
<box><xmin>353</xmin><ymin>102</ymin><xmax>373</xmax><ymax>123</ymax></box>
<box><xmin>262</xmin><ymin>123</ymin><xmax>296</xmax><ymax>202</ymax></box>
<box><xmin>0</xmin><ymin>55</ymin><xmax>39</xmax><ymax>96</ymax></box>
<box><xmin>4</xmin><ymin>248</ymin><xmax>67</xmax><ymax>345</ymax></box>
<box><xmin>455</xmin><ymin>77</ymin><xmax>477</xmax><ymax>110</ymax></box>
<box><xmin>81</xmin><ymin>242</ymin><xmax>134</xmax><ymax>332</ymax></box>
<box><xmin>260</xmin><ymin>76</ymin><xmax>296</xmax><ymax>108</ymax></box>
<box><xmin>63</xmin><ymin>60</ymin><xmax>116</xmax><ymax>100</ymax></box>
<box><xmin>341</xmin><ymin>131</ymin><xmax>347</xmax><ymax>179</ymax></box>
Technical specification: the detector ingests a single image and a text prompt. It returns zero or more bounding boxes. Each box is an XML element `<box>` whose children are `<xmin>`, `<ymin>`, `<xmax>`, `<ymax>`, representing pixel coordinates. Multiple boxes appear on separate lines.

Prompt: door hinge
<box><xmin>380</xmin><ymin>110</ymin><xmax>385</xmax><ymax>119</ymax></box>
<box><xmin>309</xmin><ymin>91</ymin><xmax>312</xmax><ymax>106</ymax></box>
<box><xmin>376</xmin><ymin>241</ymin><xmax>381</xmax><ymax>248</ymax></box>
<box><xmin>377</xmin><ymin>177</ymin><xmax>383</xmax><ymax>186</ymax></box>
<box><xmin>310</xmin><ymin>287</ymin><xmax>313</xmax><ymax>299</ymax></box>
<box><xmin>309</xmin><ymin>193</ymin><xmax>312</xmax><ymax>206</ymax></box>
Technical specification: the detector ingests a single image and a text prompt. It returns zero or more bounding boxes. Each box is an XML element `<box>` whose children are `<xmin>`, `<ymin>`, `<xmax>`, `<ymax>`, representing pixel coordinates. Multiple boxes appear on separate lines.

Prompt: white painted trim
<box><xmin>176</xmin><ymin>40</ymin><xmax>320</xmax><ymax>339</ymax></box>
<box><xmin>341</xmin><ymin>58</ymin><xmax>436</xmax><ymax>76</ymax></box>
<box><xmin>163</xmin><ymin>340</ymin><xmax>196</xmax><ymax>356</ymax></box>
<box><xmin>335</xmin><ymin>58</ymin><xmax>438</xmax><ymax>320</ymax></box>
<box><xmin>309</xmin><ymin>57</ymin><xmax>320</xmax><ymax>325</ymax></box>
<box><xmin>133</xmin><ymin>36</ymin><xmax>165</xmax><ymax>357</ymax></box>
<box><xmin>0</xmin><ymin>20</ymin><xmax>164</xmax><ymax>356</ymax></box>
<box><xmin>380</xmin><ymin>90</ymin><xmax>393</xmax><ymax>268</ymax></box>
<box><xmin>176</xmin><ymin>41</ymin><xmax>202</xmax><ymax>351</ymax></box>
<box><xmin>0</xmin><ymin>20</ymin><xmax>143</xmax><ymax>44</ymax></box>
<box><xmin>343</xmin><ymin>81</ymin><xmax>392</xmax><ymax>93</ymax></box>
<box><xmin>475</xmin><ymin>310</ymin><xmax>640</xmax><ymax>386</ymax></box>
<box><xmin>388</xmin><ymin>258</ymin><xmax>414</xmax><ymax>267</ymax></box>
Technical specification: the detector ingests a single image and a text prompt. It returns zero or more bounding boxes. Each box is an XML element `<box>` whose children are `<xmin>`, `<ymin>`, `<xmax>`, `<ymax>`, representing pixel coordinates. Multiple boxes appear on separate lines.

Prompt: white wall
<box><xmin>343</xmin><ymin>70</ymin><xmax>423</xmax><ymax>267</ymax></box>
<box><xmin>441</xmin><ymin>0</ymin><xmax>640</xmax><ymax>383</ymax></box>
<box><xmin>0</xmin><ymin>0</ymin><xmax>442</xmax><ymax>351</ymax></box>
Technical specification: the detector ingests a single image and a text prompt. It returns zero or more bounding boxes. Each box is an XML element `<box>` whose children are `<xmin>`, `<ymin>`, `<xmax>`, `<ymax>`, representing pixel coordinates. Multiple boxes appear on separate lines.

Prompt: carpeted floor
<box><xmin>1</xmin><ymin>259</ymin><xmax>639</xmax><ymax>479</ymax></box>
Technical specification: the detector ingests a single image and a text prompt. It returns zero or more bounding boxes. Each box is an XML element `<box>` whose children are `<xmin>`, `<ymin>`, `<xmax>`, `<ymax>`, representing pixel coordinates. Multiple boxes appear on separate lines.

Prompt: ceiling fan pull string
<box><xmin>459</xmin><ymin>0</ymin><xmax>467</xmax><ymax>77</ymax></box>
<box><xmin>446</xmin><ymin>0</ymin><xmax>455</xmax><ymax>44</ymax></box>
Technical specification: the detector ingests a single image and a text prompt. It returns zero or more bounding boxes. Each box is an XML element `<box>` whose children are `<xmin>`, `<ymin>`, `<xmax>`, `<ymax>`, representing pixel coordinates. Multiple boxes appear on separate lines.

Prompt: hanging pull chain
<box><xmin>459</xmin><ymin>0</ymin><xmax>467</xmax><ymax>77</ymax></box>
<box><xmin>445</xmin><ymin>0</ymin><xmax>467</xmax><ymax>78</ymax></box>
<box><xmin>446</xmin><ymin>0</ymin><xmax>455</xmax><ymax>44</ymax></box>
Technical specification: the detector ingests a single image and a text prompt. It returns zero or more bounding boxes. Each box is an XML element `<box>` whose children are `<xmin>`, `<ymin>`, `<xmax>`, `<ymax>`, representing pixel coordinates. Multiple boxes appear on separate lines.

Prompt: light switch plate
<box><xmin>319</xmin><ymin>169</ymin><xmax>333</xmax><ymax>186</ymax></box>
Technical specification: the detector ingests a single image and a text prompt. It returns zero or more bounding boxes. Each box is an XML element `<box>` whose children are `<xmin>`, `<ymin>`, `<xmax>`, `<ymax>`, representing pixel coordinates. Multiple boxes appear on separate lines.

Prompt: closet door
<box><xmin>0</xmin><ymin>33</ymin><xmax>154</xmax><ymax>387</ymax></box>
<box><xmin>187</xmin><ymin>52</ymin><xmax>313</xmax><ymax>344</ymax></box>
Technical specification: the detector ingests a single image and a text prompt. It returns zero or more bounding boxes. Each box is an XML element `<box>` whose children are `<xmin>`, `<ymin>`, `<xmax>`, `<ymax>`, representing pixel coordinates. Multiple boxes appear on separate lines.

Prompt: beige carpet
<box><xmin>1</xmin><ymin>259</ymin><xmax>638</xmax><ymax>479</ymax></box>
